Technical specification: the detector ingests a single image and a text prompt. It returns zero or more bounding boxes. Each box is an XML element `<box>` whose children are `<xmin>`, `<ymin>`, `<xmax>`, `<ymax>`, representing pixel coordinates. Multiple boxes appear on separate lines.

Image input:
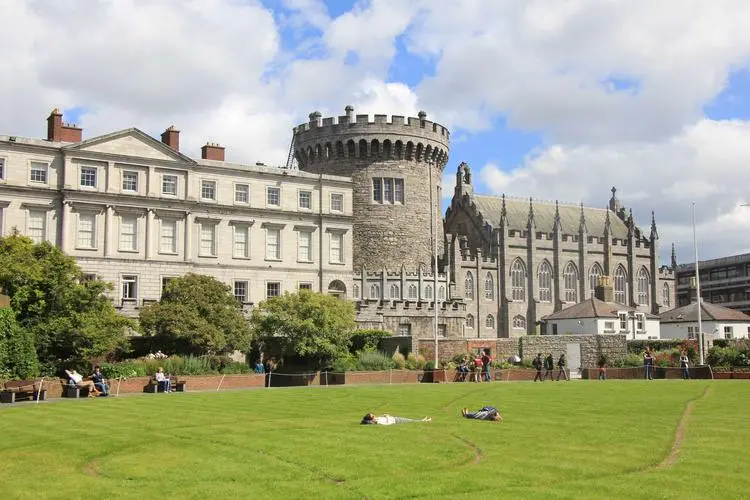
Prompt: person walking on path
<box><xmin>542</xmin><ymin>353</ymin><xmax>554</xmax><ymax>381</ymax></box>
<box><xmin>556</xmin><ymin>353</ymin><xmax>568</xmax><ymax>381</ymax></box>
<box><xmin>643</xmin><ymin>347</ymin><xmax>654</xmax><ymax>380</ymax></box>
<box><xmin>680</xmin><ymin>350</ymin><xmax>690</xmax><ymax>380</ymax></box>
<box><xmin>533</xmin><ymin>353</ymin><xmax>543</xmax><ymax>382</ymax></box>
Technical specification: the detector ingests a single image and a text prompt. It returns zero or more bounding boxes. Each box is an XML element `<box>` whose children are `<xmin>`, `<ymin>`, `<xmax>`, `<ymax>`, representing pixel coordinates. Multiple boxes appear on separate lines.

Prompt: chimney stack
<box><xmin>594</xmin><ymin>275</ymin><xmax>614</xmax><ymax>303</ymax></box>
<box><xmin>47</xmin><ymin>108</ymin><xmax>82</xmax><ymax>143</ymax></box>
<box><xmin>161</xmin><ymin>126</ymin><xmax>180</xmax><ymax>151</ymax></box>
<box><xmin>201</xmin><ymin>142</ymin><xmax>225</xmax><ymax>161</ymax></box>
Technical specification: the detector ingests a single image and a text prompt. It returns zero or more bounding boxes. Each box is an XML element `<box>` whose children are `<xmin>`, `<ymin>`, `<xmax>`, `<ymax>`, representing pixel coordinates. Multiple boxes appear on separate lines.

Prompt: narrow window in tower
<box><xmin>372</xmin><ymin>178</ymin><xmax>382</xmax><ymax>202</ymax></box>
<box><xmin>384</xmin><ymin>178</ymin><xmax>394</xmax><ymax>203</ymax></box>
<box><xmin>394</xmin><ymin>179</ymin><xmax>404</xmax><ymax>204</ymax></box>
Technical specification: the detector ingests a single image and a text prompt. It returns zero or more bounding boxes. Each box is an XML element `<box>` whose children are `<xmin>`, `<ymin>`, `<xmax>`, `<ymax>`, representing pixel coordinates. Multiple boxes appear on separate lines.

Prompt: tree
<box><xmin>0</xmin><ymin>233</ymin><xmax>132</xmax><ymax>372</ymax></box>
<box><xmin>139</xmin><ymin>273</ymin><xmax>253</xmax><ymax>355</ymax></box>
<box><xmin>0</xmin><ymin>307</ymin><xmax>39</xmax><ymax>379</ymax></box>
<box><xmin>250</xmin><ymin>290</ymin><xmax>356</xmax><ymax>368</ymax></box>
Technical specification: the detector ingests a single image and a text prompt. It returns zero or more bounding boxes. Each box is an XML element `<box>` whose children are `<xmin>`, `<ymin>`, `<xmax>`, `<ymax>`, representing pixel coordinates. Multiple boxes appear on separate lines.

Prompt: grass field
<box><xmin>1</xmin><ymin>380</ymin><xmax>748</xmax><ymax>500</ymax></box>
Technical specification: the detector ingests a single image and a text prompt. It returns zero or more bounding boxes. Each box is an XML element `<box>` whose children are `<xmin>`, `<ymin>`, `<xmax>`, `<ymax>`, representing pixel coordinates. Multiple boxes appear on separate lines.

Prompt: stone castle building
<box><xmin>0</xmin><ymin>109</ymin><xmax>354</xmax><ymax>316</ymax></box>
<box><xmin>0</xmin><ymin>106</ymin><xmax>677</xmax><ymax>342</ymax></box>
<box><xmin>444</xmin><ymin>163</ymin><xmax>676</xmax><ymax>337</ymax></box>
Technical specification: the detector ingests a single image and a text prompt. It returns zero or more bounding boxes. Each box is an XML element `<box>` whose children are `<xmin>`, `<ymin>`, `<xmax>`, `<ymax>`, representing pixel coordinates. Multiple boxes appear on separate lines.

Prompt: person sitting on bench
<box><xmin>90</xmin><ymin>365</ymin><xmax>109</xmax><ymax>396</ymax></box>
<box><xmin>65</xmin><ymin>369</ymin><xmax>100</xmax><ymax>397</ymax></box>
<box><xmin>154</xmin><ymin>367</ymin><xmax>172</xmax><ymax>393</ymax></box>
<box><xmin>461</xmin><ymin>406</ymin><xmax>503</xmax><ymax>422</ymax></box>
<box><xmin>360</xmin><ymin>413</ymin><xmax>431</xmax><ymax>425</ymax></box>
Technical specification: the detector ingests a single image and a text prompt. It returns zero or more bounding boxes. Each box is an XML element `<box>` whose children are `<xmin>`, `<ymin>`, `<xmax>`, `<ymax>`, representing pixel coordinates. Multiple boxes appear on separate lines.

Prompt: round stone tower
<box><xmin>293</xmin><ymin>106</ymin><xmax>450</xmax><ymax>270</ymax></box>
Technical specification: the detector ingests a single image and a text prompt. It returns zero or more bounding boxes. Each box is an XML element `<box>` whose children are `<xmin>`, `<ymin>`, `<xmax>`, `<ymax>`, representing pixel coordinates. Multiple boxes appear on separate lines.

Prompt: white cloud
<box><xmin>475</xmin><ymin>119</ymin><xmax>750</xmax><ymax>261</ymax></box>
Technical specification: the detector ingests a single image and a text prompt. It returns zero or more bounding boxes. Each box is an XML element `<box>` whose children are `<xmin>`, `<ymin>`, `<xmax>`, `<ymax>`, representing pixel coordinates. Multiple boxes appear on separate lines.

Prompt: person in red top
<box><xmin>473</xmin><ymin>355</ymin><xmax>483</xmax><ymax>382</ymax></box>
<box><xmin>481</xmin><ymin>350</ymin><xmax>492</xmax><ymax>382</ymax></box>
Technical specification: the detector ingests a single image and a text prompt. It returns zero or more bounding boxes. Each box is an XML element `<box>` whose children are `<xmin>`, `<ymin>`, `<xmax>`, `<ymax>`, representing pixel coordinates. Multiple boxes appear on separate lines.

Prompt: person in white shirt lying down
<box><xmin>360</xmin><ymin>413</ymin><xmax>431</xmax><ymax>425</ymax></box>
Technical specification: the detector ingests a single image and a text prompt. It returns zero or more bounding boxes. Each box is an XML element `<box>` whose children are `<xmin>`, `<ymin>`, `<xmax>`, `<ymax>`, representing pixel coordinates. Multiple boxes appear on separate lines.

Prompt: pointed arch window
<box><xmin>484</xmin><ymin>272</ymin><xmax>494</xmax><ymax>300</ymax></box>
<box><xmin>511</xmin><ymin>259</ymin><xmax>526</xmax><ymax>301</ymax></box>
<box><xmin>465</xmin><ymin>271</ymin><xmax>474</xmax><ymax>299</ymax></box>
<box><xmin>637</xmin><ymin>268</ymin><xmax>650</xmax><ymax>306</ymax></box>
<box><xmin>353</xmin><ymin>283</ymin><xmax>360</xmax><ymax>299</ymax></box>
<box><xmin>425</xmin><ymin>284</ymin><xmax>433</xmax><ymax>300</ymax></box>
<box><xmin>389</xmin><ymin>283</ymin><xmax>400</xmax><ymax>300</ymax></box>
<box><xmin>663</xmin><ymin>282</ymin><xmax>671</xmax><ymax>308</ymax></box>
<box><xmin>485</xmin><ymin>314</ymin><xmax>495</xmax><ymax>329</ymax></box>
<box><xmin>438</xmin><ymin>286</ymin><xmax>445</xmax><ymax>300</ymax></box>
<box><xmin>407</xmin><ymin>283</ymin><xmax>418</xmax><ymax>299</ymax></box>
<box><xmin>563</xmin><ymin>262</ymin><xmax>578</xmax><ymax>303</ymax></box>
<box><xmin>588</xmin><ymin>263</ymin><xmax>603</xmax><ymax>297</ymax></box>
<box><xmin>466</xmin><ymin>314</ymin><xmax>474</xmax><ymax>329</ymax></box>
<box><xmin>370</xmin><ymin>284</ymin><xmax>380</xmax><ymax>299</ymax></box>
<box><xmin>538</xmin><ymin>261</ymin><xmax>552</xmax><ymax>302</ymax></box>
<box><xmin>614</xmin><ymin>266</ymin><xmax>627</xmax><ymax>305</ymax></box>
<box><xmin>512</xmin><ymin>315</ymin><xmax>526</xmax><ymax>330</ymax></box>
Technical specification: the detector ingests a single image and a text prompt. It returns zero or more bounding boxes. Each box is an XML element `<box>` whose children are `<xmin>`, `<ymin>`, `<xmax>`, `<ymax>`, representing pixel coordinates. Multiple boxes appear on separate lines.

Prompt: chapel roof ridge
<box><xmin>474</xmin><ymin>193</ymin><xmax>606</xmax><ymax>210</ymax></box>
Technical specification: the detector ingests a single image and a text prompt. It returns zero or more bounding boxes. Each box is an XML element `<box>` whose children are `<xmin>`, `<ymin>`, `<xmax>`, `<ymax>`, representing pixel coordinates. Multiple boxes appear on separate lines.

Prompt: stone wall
<box><xmin>415</xmin><ymin>335</ymin><xmax>625</xmax><ymax>367</ymax></box>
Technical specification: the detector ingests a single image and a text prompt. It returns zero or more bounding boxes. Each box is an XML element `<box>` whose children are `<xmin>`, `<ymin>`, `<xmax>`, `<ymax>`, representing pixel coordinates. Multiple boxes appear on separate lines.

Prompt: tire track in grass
<box><xmin>450</xmin><ymin>434</ymin><xmax>483</xmax><ymax>465</ymax></box>
<box><xmin>654</xmin><ymin>385</ymin><xmax>711</xmax><ymax>470</ymax></box>
<box><xmin>439</xmin><ymin>386</ymin><xmax>490</xmax><ymax>410</ymax></box>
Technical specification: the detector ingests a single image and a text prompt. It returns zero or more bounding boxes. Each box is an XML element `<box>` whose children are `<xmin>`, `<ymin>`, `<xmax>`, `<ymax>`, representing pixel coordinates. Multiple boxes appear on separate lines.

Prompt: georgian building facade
<box><xmin>444</xmin><ymin>163</ymin><xmax>676</xmax><ymax>338</ymax></box>
<box><xmin>0</xmin><ymin>110</ymin><xmax>354</xmax><ymax>316</ymax></box>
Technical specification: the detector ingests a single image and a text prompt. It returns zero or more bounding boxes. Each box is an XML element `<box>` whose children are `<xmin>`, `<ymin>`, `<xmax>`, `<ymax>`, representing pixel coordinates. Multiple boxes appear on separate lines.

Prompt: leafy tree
<box><xmin>0</xmin><ymin>233</ymin><xmax>133</xmax><ymax>373</ymax></box>
<box><xmin>250</xmin><ymin>290</ymin><xmax>356</xmax><ymax>368</ymax></box>
<box><xmin>0</xmin><ymin>307</ymin><xmax>39</xmax><ymax>379</ymax></box>
<box><xmin>350</xmin><ymin>329</ymin><xmax>392</xmax><ymax>353</ymax></box>
<box><xmin>139</xmin><ymin>273</ymin><xmax>253</xmax><ymax>355</ymax></box>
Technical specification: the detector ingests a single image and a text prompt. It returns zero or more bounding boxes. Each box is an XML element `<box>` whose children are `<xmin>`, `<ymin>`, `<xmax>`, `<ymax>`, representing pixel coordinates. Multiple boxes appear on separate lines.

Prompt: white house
<box><xmin>542</xmin><ymin>275</ymin><xmax>661</xmax><ymax>339</ymax></box>
<box><xmin>660</xmin><ymin>300</ymin><xmax>750</xmax><ymax>342</ymax></box>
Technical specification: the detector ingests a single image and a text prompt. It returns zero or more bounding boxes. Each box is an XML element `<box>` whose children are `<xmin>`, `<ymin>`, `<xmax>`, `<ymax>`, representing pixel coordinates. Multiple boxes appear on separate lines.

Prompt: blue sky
<box><xmin>3</xmin><ymin>0</ymin><xmax>750</xmax><ymax>261</ymax></box>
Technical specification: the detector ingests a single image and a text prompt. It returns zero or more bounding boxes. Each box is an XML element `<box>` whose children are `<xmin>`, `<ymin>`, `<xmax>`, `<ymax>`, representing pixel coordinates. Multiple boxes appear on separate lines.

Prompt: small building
<box><xmin>660</xmin><ymin>300</ymin><xmax>750</xmax><ymax>341</ymax></box>
<box><xmin>542</xmin><ymin>276</ymin><xmax>661</xmax><ymax>339</ymax></box>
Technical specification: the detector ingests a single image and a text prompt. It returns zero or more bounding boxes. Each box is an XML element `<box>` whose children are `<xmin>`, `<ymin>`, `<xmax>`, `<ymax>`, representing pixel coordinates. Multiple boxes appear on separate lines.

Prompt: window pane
<box><xmin>81</xmin><ymin>167</ymin><xmax>97</xmax><ymax>187</ymax></box>
<box><xmin>122</xmin><ymin>276</ymin><xmax>137</xmax><ymax>299</ymax></box>
<box><xmin>77</xmin><ymin>213</ymin><xmax>95</xmax><ymax>248</ymax></box>
<box><xmin>372</xmin><ymin>178</ymin><xmax>382</xmax><ymax>202</ymax></box>
<box><xmin>266</xmin><ymin>228</ymin><xmax>280</xmax><ymax>259</ymax></box>
<box><xmin>331</xmin><ymin>193</ymin><xmax>343</xmax><ymax>211</ymax></box>
<box><xmin>122</xmin><ymin>172</ymin><xmax>138</xmax><ymax>191</ymax></box>
<box><xmin>330</xmin><ymin>232</ymin><xmax>343</xmax><ymax>263</ymax></box>
<box><xmin>120</xmin><ymin>216</ymin><xmax>137</xmax><ymax>251</ymax></box>
<box><xmin>299</xmin><ymin>191</ymin><xmax>311</xmax><ymax>209</ymax></box>
<box><xmin>394</xmin><ymin>179</ymin><xmax>404</xmax><ymax>203</ymax></box>
<box><xmin>235</xmin><ymin>184</ymin><xmax>249</xmax><ymax>203</ymax></box>
<box><xmin>30</xmin><ymin>162</ymin><xmax>48</xmax><ymax>183</ymax></box>
<box><xmin>298</xmin><ymin>231</ymin><xmax>311</xmax><ymax>261</ymax></box>
<box><xmin>234</xmin><ymin>226</ymin><xmax>248</xmax><ymax>258</ymax></box>
<box><xmin>200</xmin><ymin>224</ymin><xmax>215</xmax><ymax>256</ymax></box>
<box><xmin>162</xmin><ymin>175</ymin><xmax>177</xmax><ymax>195</ymax></box>
<box><xmin>201</xmin><ymin>181</ymin><xmax>216</xmax><ymax>200</ymax></box>
<box><xmin>266</xmin><ymin>282</ymin><xmax>280</xmax><ymax>298</ymax></box>
<box><xmin>267</xmin><ymin>187</ymin><xmax>280</xmax><ymax>206</ymax></box>
<box><xmin>0</xmin><ymin>158</ymin><xmax>5</xmax><ymax>180</ymax></box>
<box><xmin>160</xmin><ymin>219</ymin><xmax>176</xmax><ymax>254</ymax></box>
<box><xmin>383</xmin><ymin>178</ymin><xmax>394</xmax><ymax>203</ymax></box>
<box><xmin>234</xmin><ymin>281</ymin><xmax>248</xmax><ymax>302</ymax></box>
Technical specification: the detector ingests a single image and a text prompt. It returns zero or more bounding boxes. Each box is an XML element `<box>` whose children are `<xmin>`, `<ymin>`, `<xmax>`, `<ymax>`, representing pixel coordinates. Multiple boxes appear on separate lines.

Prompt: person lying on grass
<box><xmin>360</xmin><ymin>413</ymin><xmax>431</xmax><ymax>425</ymax></box>
<box><xmin>461</xmin><ymin>406</ymin><xmax>503</xmax><ymax>422</ymax></box>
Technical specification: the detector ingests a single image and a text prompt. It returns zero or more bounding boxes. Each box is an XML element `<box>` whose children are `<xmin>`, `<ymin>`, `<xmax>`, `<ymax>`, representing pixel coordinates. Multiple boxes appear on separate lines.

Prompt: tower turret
<box><xmin>293</xmin><ymin>107</ymin><xmax>450</xmax><ymax>270</ymax></box>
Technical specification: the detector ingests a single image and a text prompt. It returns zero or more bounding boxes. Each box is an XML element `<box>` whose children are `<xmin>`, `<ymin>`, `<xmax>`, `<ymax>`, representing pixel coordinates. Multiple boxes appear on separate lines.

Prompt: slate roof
<box><xmin>660</xmin><ymin>301</ymin><xmax>750</xmax><ymax>323</ymax></box>
<box><xmin>542</xmin><ymin>297</ymin><xmax>659</xmax><ymax>320</ymax></box>
<box><xmin>472</xmin><ymin>195</ymin><xmax>631</xmax><ymax>239</ymax></box>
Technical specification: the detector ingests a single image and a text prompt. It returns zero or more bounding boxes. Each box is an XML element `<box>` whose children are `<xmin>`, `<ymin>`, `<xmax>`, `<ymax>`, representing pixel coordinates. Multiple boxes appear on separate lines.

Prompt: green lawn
<box><xmin>1</xmin><ymin>381</ymin><xmax>748</xmax><ymax>500</ymax></box>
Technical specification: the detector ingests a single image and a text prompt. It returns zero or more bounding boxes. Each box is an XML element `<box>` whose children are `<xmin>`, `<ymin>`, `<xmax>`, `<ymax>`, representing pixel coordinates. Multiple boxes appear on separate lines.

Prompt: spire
<box><xmin>500</xmin><ymin>193</ymin><xmax>508</xmax><ymax>226</ymax></box>
<box><xmin>627</xmin><ymin>208</ymin><xmax>634</xmax><ymax>237</ymax></box>
<box><xmin>527</xmin><ymin>196</ymin><xmax>535</xmax><ymax>227</ymax></box>
<box><xmin>671</xmin><ymin>243</ymin><xmax>677</xmax><ymax>269</ymax></box>
<box><xmin>650</xmin><ymin>210</ymin><xmax>659</xmax><ymax>240</ymax></box>
<box><xmin>553</xmin><ymin>200</ymin><xmax>562</xmax><ymax>231</ymax></box>
<box><xmin>579</xmin><ymin>202</ymin><xmax>587</xmax><ymax>233</ymax></box>
<box><xmin>604</xmin><ymin>206</ymin><xmax>611</xmax><ymax>235</ymax></box>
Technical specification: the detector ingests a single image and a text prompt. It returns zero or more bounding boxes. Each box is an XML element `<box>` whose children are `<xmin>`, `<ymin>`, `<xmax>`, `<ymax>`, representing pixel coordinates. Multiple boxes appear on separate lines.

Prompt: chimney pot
<box><xmin>161</xmin><ymin>126</ymin><xmax>180</xmax><ymax>151</ymax></box>
<box><xmin>201</xmin><ymin>142</ymin><xmax>225</xmax><ymax>161</ymax></box>
<box><xmin>594</xmin><ymin>275</ymin><xmax>615</xmax><ymax>303</ymax></box>
<box><xmin>47</xmin><ymin>108</ymin><xmax>82</xmax><ymax>143</ymax></box>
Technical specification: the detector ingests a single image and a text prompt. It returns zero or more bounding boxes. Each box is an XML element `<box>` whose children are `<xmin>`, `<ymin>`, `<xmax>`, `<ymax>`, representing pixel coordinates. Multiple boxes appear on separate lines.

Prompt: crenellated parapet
<box><xmin>658</xmin><ymin>265</ymin><xmax>675</xmax><ymax>279</ymax></box>
<box><xmin>293</xmin><ymin>108</ymin><xmax>449</xmax><ymax>169</ymax></box>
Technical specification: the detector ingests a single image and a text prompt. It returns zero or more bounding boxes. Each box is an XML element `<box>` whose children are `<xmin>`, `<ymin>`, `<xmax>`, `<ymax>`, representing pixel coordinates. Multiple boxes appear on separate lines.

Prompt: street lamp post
<box><xmin>692</xmin><ymin>202</ymin><xmax>704</xmax><ymax>365</ymax></box>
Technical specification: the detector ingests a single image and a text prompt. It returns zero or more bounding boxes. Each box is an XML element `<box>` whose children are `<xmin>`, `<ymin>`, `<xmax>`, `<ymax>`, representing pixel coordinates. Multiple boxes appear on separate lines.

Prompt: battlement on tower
<box><xmin>293</xmin><ymin>107</ymin><xmax>450</xmax><ymax>168</ymax></box>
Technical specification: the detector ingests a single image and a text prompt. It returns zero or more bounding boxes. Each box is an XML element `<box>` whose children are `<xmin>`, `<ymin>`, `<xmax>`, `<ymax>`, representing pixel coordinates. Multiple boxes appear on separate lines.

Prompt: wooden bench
<box><xmin>0</xmin><ymin>379</ymin><xmax>47</xmax><ymax>403</ymax></box>
<box><xmin>144</xmin><ymin>376</ymin><xmax>186</xmax><ymax>393</ymax></box>
<box><xmin>60</xmin><ymin>379</ymin><xmax>92</xmax><ymax>398</ymax></box>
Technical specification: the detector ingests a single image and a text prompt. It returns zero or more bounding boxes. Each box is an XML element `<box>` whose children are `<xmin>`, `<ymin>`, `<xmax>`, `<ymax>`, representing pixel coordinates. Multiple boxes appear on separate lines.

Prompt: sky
<box><xmin>2</xmin><ymin>0</ymin><xmax>750</xmax><ymax>264</ymax></box>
